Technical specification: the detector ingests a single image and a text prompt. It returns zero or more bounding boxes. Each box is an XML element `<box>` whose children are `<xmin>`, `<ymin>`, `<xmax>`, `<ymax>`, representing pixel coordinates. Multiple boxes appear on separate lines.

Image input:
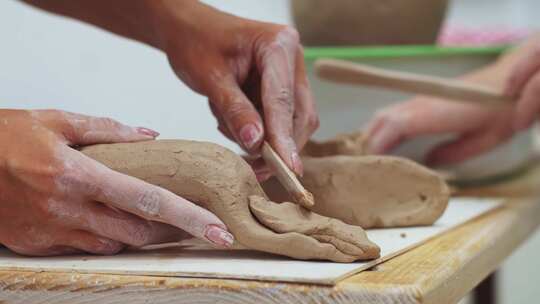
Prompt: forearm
<box><xmin>19</xmin><ymin>0</ymin><xmax>200</xmax><ymax>49</ymax></box>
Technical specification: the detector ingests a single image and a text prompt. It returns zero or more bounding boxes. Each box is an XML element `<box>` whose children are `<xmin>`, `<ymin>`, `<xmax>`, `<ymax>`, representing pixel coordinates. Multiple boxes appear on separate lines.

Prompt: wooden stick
<box><xmin>315</xmin><ymin>58</ymin><xmax>516</xmax><ymax>106</ymax></box>
<box><xmin>260</xmin><ymin>142</ymin><xmax>314</xmax><ymax>209</ymax></box>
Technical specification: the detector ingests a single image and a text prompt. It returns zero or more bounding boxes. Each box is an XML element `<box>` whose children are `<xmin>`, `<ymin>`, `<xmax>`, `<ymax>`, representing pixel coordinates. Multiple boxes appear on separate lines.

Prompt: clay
<box><xmin>264</xmin><ymin>132</ymin><xmax>450</xmax><ymax>228</ymax></box>
<box><xmin>81</xmin><ymin>140</ymin><xmax>380</xmax><ymax>262</ymax></box>
<box><xmin>302</xmin><ymin>131</ymin><xmax>368</xmax><ymax>157</ymax></box>
<box><xmin>291</xmin><ymin>0</ymin><xmax>449</xmax><ymax>46</ymax></box>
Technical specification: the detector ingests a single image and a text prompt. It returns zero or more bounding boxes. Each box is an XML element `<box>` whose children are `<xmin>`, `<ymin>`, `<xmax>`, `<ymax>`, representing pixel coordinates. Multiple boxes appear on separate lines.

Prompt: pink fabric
<box><xmin>438</xmin><ymin>25</ymin><xmax>529</xmax><ymax>46</ymax></box>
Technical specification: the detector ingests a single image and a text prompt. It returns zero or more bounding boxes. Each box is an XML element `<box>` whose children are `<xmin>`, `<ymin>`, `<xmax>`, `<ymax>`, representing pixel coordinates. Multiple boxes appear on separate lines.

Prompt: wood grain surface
<box><xmin>1</xmin><ymin>198</ymin><xmax>538</xmax><ymax>304</ymax></box>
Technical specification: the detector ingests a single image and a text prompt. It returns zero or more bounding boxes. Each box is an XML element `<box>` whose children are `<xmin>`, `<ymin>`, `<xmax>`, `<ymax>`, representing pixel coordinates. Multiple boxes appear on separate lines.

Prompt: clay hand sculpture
<box><xmin>81</xmin><ymin>140</ymin><xmax>380</xmax><ymax>262</ymax></box>
<box><xmin>263</xmin><ymin>131</ymin><xmax>451</xmax><ymax>228</ymax></box>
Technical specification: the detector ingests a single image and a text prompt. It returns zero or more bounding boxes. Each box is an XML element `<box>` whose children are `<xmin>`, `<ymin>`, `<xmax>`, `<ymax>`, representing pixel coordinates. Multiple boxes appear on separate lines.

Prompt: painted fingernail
<box><xmin>204</xmin><ymin>224</ymin><xmax>234</xmax><ymax>247</ymax></box>
<box><xmin>136</xmin><ymin>127</ymin><xmax>160</xmax><ymax>138</ymax></box>
<box><xmin>291</xmin><ymin>152</ymin><xmax>303</xmax><ymax>176</ymax></box>
<box><xmin>239</xmin><ymin>124</ymin><xmax>261</xmax><ymax>150</ymax></box>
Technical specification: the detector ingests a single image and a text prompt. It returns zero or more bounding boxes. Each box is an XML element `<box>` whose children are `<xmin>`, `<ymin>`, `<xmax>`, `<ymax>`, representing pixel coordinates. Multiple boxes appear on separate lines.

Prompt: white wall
<box><xmin>1</xmin><ymin>1</ymin><xmax>538</xmax><ymax>303</ymax></box>
<box><xmin>0</xmin><ymin>0</ymin><xmax>289</xmax><ymax>152</ymax></box>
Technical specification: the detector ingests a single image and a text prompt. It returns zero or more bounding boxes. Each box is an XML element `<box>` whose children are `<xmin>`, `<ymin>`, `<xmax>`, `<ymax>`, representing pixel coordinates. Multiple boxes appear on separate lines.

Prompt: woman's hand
<box><xmin>0</xmin><ymin>109</ymin><xmax>233</xmax><ymax>256</ymax></box>
<box><xmin>365</xmin><ymin>98</ymin><xmax>515</xmax><ymax>166</ymax></box>
<box><xmin>506</xmin><ymin>41</ymin><xmax>540</xmax><ymax>131</ymax></box>
<box><xmin>148</xmin><ymin>1</ymin><xmax>319</xmax><ymax>180</ymax></box>
<box><xmin>19</xmin><ymin>1</ymin><xmax>319</xmax><ymax>181</ymax></box>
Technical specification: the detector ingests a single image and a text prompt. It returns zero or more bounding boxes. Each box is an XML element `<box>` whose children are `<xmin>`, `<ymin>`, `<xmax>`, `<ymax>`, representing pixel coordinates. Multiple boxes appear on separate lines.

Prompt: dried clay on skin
<box><xmin>82</xmin><ymin>140</ymin><xmax>380</xmax><ymax>262</ymax></box>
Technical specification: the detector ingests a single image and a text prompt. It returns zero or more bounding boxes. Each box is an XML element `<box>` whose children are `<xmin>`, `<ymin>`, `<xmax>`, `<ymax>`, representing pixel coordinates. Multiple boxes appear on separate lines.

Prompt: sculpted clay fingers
<box><xmin>249</xmin><ymin>196</ymin><xmax>380</xmax><ymax>260</ymax></box>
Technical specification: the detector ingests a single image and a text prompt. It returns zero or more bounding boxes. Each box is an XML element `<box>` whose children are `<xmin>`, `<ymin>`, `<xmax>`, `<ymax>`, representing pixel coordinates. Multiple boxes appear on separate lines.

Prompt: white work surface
<box><xmin>0</xmin><ymin>198</ymin><xmax>500</xmax><ymax>285</ymax></box>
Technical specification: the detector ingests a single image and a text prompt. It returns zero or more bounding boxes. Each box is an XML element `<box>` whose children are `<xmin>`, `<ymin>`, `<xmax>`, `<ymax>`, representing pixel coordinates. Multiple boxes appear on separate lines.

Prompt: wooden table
<box><xmin>2</xmin><ymin>161</ymin><xmax>540</xmax><ymax>304</ymax></box>
<box><xmin>0</xmin><ymin>196</ymin><xmax>538</xmax><ymax>304</ymax></box>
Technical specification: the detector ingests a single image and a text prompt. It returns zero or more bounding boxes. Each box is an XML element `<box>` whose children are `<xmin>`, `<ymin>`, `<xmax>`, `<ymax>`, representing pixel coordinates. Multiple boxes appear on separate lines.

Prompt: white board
<box><xmin>0</xmin><ymin>197</ymin><xmax>501</xmax><ymax>285</ymax></box>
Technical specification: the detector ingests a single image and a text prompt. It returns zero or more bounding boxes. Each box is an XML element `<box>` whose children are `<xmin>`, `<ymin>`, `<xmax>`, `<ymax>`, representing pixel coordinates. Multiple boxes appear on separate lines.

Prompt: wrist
<box><xmin>143</xmin><ymin>0</ymin><xmax>246</xmax><ymax>52</ymax></box>
<box><xmin>143</xmin><ymin>0</ymin><xmax>206</xmax><ymax>52</ymax></box>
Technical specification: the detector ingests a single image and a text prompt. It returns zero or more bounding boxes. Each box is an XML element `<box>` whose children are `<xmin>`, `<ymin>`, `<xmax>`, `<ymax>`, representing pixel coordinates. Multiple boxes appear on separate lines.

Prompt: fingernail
<box><xmin>204</xmin><ymin>224</ymin><xmax>234</xmax><ymax>247</ymax></box>
<box><xmin>239</xmin><ymin>124</ymin><xmax>261</xmax><ymax>150</ymax></box>
<box><xmin>291</xmin><ymin>152</ymin><xmax>303</xmax><ymax>176</ymax></box>
<box><xmin>136</xmin><ymin>127</ymin><xmax>160</xmax><ymax>138</ymax></box>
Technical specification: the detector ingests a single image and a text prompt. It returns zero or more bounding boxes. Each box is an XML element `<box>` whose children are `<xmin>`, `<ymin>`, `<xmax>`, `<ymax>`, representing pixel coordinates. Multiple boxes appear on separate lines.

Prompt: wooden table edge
<box><xmin>0</xmin><ymin>198</ymin><xmax>538</xmax><ymax>304</ymax></box>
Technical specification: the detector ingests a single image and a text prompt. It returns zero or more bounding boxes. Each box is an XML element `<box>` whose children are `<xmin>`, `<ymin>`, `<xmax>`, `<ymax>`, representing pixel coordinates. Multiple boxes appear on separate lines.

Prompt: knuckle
<box><xmin>57</xmin><ymin>164</ymin><xmax>100</xmax><ymax>196</ymax></box>
<box><xmin>276</xmin><ymin>26</ymin><xmax>300</xmax><ymax>44</ymax></box>
<box><xmin>272</xmin><ymin>88</ymin><xmax>294</xmax><ymax>111</ymax></box>
<box><xmin>222</xmin><ymin>99</ymin><xmax>252</xmax><ymax>122</ymax></box>
<box><xmin>262</xmin><ymin>26</ymin><xmax>300</xmax><ymax>54</ymax></box>
<box><xmin>98</xmin><ymin>117</ymin><xmax>122</xmax><ymax>128</ymax></box>
<box><xmin>135</xmin><ymin>189</ymin><xmax>162</xmax><ymax>218</ymax></box>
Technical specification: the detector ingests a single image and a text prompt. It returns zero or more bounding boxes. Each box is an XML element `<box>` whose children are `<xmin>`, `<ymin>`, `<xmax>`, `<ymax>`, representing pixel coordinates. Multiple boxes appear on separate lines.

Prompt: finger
<box><xmin>365</xmin><ymin>100</ymin><xmax>497</xmax><ymax>154</ymax></box>
<box><xmin>56</xmin><ymin>230</ymin><xmax>125</xmax><ymax>255</ymax></box>
<box><xmin>39</xmin><ymin>110</ymin><xmax>159</xmax><ymax>146</ymax></box>
<box><xmin>505</xmin><ymin>47</ymin><xmax>540</xmax><ymax>96</ymax></box>
<box><xmin>293</xmin><ymin>46</ymin><xmax>320</xmax><ymax>153</ymax></box>
<box><xmin>257</xmin><ymin>29</ymin><xmax>301</xmax><ymax>174</ymax></box>
<box><xmin>208</xmin><ymin>101</ymin><xmax>236</xmax><ymax>142</ymax></box>
<box><xmin>52</xmin><ymin>199</ymin><xmax>190</xmax><ymax>247</ymax></box>
<box><xmin>513</xmin><ymin>72</ymin><xmax>540</xmax><ymax>131</ymax></box>
<box><xmin>209</xmin><ymin>78</ymin><xmax>264</xmax><ymax>154</ymax></box>
<box><xmin>426</xmin><ymin>129</ymin><xmax>512</xmax><ymax>166</ymax></box>
<box><xmin>70</xmin><ymin>151</ymin><xmax>234</xmax><ymax>248</ymax></box>
<box><xmin>3</xmin><ymin>243</ymin><xmax>81</xmax><ymax>257</ymax></box>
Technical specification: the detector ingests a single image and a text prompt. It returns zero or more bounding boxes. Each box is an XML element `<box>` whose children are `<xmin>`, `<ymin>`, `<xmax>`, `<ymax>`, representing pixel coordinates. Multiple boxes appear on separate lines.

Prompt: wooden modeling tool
<box><xmin>315</xmin><ymin>58</ymin><xmax>515</xmax><ymax>105</ymax></box>
<box><xmin>261</xmin><ymin>141</ymin><xmax>315</xmax><ymax>209</ymax></box>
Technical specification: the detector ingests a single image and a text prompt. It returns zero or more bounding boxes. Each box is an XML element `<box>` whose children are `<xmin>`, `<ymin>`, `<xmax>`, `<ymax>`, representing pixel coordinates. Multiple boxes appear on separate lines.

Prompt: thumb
<box><xmin>209</xmin><ymin>78</ymin><xmax>265</xmax><ymax>154</ymax></box>
<box><xmin>58</xmin><ymin>112</ymin><xmax>159</xmax><ymax>146</ymax></box>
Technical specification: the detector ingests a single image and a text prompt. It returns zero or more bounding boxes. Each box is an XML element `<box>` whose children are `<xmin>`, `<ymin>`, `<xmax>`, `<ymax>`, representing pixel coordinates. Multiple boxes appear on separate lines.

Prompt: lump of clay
<box><xmin>302</xmin><ymin>131</ymin><xmax>367</xmax><ymax>157</ymax></box>
<box><xmin>264</xmin><ymin>132</ymin><xmax>450</xmax><ymax>228</ymax></box>
<box><xmin>81</xmin><ymin>140</ymin><xmax>380</xmax><ymax>262</ymax></box>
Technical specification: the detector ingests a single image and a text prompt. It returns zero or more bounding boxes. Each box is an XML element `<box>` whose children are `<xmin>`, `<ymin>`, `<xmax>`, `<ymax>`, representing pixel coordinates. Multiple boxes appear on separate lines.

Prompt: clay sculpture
<box><xmin>82</xmin><ymin>140</ymin><xmax>380</xmax><ymax>262</ymax></box>
<box><xmin>264</xmin><ymin>132</ymin><xmax>450</xmax><ymax>228</ymax></box>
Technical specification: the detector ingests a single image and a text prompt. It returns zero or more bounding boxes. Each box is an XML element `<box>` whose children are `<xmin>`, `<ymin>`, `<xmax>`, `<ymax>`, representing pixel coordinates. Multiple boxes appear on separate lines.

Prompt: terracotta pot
<box><xmin>291</xmin><ymin>0</ymin><xmax>449</xmax><ymax>46</ymax></box>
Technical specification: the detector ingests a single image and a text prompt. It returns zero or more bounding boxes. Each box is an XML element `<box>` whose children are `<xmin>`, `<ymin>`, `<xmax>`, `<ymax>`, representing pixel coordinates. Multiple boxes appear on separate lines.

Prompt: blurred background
<box><xmin>1</xmin><ymin>0</ymin><xmax>539</xmax><ymax>302</ymax></box>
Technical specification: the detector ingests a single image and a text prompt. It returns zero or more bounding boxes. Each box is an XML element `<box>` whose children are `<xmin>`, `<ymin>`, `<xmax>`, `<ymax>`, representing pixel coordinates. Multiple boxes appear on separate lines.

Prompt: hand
<box><xmin>0</xmin><ymin>109</ymin><xmax>232</xmax><ymax>256</ymax></box>
<box><xmin>506</xmin><ymin>41</ymin><xmax>540</xmax><ymax>131</ymax></box>
<box><xmin>365</xmin><ymin>98</ymin><xmax>515</xmax><ymax>166</ymax></box>
<box><xmin>148</xmin><ymin>1</ymin><xmax>319</xmax><ymax>180</ymax></box>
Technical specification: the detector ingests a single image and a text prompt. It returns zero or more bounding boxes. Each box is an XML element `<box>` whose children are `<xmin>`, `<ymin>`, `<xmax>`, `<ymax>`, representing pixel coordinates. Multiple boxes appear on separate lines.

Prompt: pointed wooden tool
<box><xmin>315</xmin><ymin>58</ymin><xmax>516</xmax><ymax>105</ymax></box>
<box><xmin>261</xmin><ymin>141</ymin><xmax>314</xmax><ymax>209</ymax></box>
